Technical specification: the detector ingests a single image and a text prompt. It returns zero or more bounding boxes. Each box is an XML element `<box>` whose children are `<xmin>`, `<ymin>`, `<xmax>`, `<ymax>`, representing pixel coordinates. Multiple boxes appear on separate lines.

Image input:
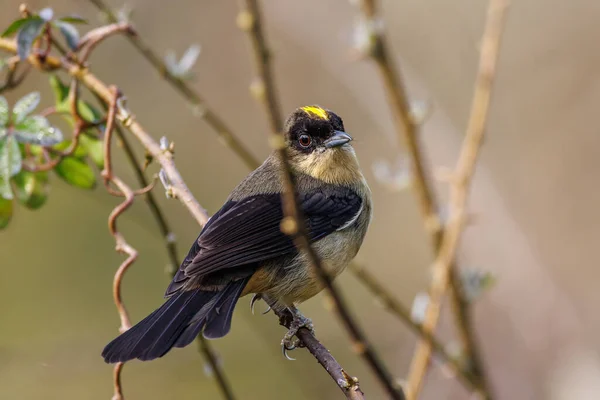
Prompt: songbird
<box><xmin>102</xmin><ymin>105</ymin><xmax>372</xmax><ymax>363</ymax></box>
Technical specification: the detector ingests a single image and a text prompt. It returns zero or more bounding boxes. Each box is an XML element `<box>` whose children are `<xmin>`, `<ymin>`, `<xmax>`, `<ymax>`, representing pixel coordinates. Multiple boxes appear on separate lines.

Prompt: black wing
<box><xmin>166</xmin><ymin>187</ymin><xmax>362</xmax><ymax>296</ymax></box>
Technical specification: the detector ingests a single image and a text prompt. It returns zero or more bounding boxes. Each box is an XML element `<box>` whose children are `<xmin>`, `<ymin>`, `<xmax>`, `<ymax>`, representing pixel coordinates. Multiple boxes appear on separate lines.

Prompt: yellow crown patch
<box><xmin>301</xmin><ymin>105</ymin><xmax>329</xmax><ymax>120</ymax></box>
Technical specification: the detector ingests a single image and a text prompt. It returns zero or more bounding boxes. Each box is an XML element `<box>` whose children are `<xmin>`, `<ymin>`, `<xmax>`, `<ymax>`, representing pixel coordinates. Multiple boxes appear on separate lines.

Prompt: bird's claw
<box><xmin>280</xmin><ymin>309</ymin><xmax>314</xmax><ymax>361</ymax></box>
<box><xmin>250</xmin><ymin>293</ymin><xmax>272</xmax><ymax>315</ymax></box>
<box><xmin>250</xmin><ymin>293</ymin><xmax>262</xmax><ymax>315</ymax></box>
<box><xmin>282</xmin><ymin>340</ymin><xmax>297</xmax><ymax>360</ymax></box>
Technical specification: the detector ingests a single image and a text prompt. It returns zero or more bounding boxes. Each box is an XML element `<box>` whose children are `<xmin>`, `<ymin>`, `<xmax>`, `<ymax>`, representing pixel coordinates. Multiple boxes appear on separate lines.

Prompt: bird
<box><xmin>101</xmin><ymin>105</ymin><xmax>372</xmax><ymax>363</ymax></box>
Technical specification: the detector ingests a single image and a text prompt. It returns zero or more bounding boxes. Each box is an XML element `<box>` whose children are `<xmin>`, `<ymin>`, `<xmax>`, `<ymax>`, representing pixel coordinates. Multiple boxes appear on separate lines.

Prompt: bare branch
<box><xmin>112</xmin><ymin>362</ymin><xmax>125</xmax><ymax>400</ymax></box>
<box><xmin>237</xmin><ymin>1</ymin><xmax>403</xmax><ymax>399</ymax></box>
<box><xmin>100</xmin><ymin>86</ymin><xmax>136</xmax><ymax>400</ymax></box>
<box><xmin>273</xmin><ymin>308</ymin><xmax>365</xmax><ymax>400</ymax></box>
<box><xmin>404</xmin><ymin>1</ymin><xmax>510</xmax><ymax>398</ymax></box>
<box><xmin>351</xmin><ymin>0</ymin><xmax>500</xmax><ymax>396</ymax></box>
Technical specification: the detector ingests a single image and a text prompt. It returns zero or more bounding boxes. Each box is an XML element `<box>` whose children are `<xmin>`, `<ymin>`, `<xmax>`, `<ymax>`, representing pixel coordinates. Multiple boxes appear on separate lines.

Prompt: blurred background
<box><xmin>1</xmin><ymin>0</ymin><xmax>600</xmax><ymax>399</ymax></box>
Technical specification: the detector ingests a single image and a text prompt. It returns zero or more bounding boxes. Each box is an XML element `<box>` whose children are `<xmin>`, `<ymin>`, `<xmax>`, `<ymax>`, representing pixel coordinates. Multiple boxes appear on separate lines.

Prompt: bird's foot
<box><xmin>250</xmin><ymin>293</ymin><xmax>271</xmax><ymax>315</ymax></box>
<box><xmin>281</xmin><ymin>308</ymin><xmax>314</xmax><ymax>361</ymax></box>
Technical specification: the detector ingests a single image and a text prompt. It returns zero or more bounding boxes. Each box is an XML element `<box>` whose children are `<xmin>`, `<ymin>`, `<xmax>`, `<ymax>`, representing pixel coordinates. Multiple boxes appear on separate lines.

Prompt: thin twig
<box><xmin>102</xmin><ymin>86</ymin><xmax>136</xmax><ymax>400</ymax></box>
<box><xmin>77</xmin><ymin>22</ymin><xmax>136</xmax><ymax>63</ymax></box>
<box><xmin>112</xmin><ymin>362</ymin><xmax>125</xmax><ymax>400</ymax></box>
<box><xmin>86</xmin><ymin>0</ymin><xmax>260</xmax><ymax>170</ymax></box>
<box><xmin>353</xmin><ymin>0</ymin><xmax>494</xmax><ymax>396</ymax></box>
<box><xmin>404</xmin><ymin>1</ymin><xmax>510</xmax><ymax>399</ymax></box>
<box><xmin>237</xmin><ymin>1</ymin><xmax>403</xmax><ymax>399</ymax></box>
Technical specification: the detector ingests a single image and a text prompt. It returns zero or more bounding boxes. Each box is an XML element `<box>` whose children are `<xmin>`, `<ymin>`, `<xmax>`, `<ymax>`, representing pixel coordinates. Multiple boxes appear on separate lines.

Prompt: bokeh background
<box><xmin>1</xmin><ymin>0</ymin><xmax>599</xmax><ymax>399</ymax></box>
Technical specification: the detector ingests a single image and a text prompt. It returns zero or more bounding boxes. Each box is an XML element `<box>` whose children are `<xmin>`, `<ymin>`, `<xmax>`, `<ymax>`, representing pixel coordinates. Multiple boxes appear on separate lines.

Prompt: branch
<box><xmin>274</xmin><ymin>308</ymin><xmax>365</xmax><ymax>400</ymax></box>
<box><xmin>353</xmin><ymin>0</ymin><xmax>499</xmax><ymax>396</ymax></box>
<box><xmin>77</xmin><ymin>22</ymin><xmax>136</xmax><ymax>63</ymax></box>
<box><xmin>86</xmin><ymin>0</ymin><xmax>260</xmax><ymax>170</ymax></box>
<box><xmin>237</xmin><ymin>1</ymin><xmax>403</xmax><ymax>399</ymax></box>
<box><xmin>101</xmin><ymin>86</ymin><xmax>136</xmax><ymax>400</ymax></box>
<box><xmin>404</xmin><ymin>1</ymin><xmax>510</xmax><ymax>399</ymax></box>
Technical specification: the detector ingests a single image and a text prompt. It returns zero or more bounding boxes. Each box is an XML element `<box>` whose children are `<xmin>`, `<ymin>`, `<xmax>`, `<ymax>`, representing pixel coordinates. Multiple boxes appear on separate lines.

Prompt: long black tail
<box><xmin>102</xmin><ymin>278</ymin><xmax>248</xmax><ymax>363</ymax></box>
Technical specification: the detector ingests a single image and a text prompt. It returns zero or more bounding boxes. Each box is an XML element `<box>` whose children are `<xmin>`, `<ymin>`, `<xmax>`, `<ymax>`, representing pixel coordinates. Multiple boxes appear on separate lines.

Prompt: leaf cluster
<box><xmin>0</xmin><ymin>76</ymin><xmax>105</xmax><ymax>229</ymax></box>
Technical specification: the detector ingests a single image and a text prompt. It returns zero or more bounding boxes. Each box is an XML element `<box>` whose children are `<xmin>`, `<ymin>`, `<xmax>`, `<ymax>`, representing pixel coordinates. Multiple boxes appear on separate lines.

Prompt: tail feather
<box><xmin>101</xmin><ymin>278</ymin><xmax>248</xmax><ymax>363</ymax></box>
<box><xmin>203</xmin><ymin>280</ymin><xmax>247</xmax><ymax>339</ymax></box>
<box><xmin>137</xmin><ymin>290</ymin><xmax>205</xmax><ymax>361</ymax></box>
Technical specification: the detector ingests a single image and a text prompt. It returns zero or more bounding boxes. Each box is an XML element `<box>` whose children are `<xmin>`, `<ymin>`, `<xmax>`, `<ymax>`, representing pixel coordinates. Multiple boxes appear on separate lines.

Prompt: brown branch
<box><xmin>273</xmin><ymin>307</ymin><xmax>365</xmax><ymax>400</ymax></box>
<box><xmin>353</xmin><ymin>0</ymin><xmax>497</xmax><ymax>396</ymax></box>
<box><xmin>101</xmin><ymin>86</ymin><xmax>136</xmax><ymax>400</ymax></box>
<box><xmin>237</xmin><ymin>1</ymin><xmax>403</xmax><ymax>399</ymax></box>
<box><xmin>86</xmin><ymin>0</ymin><xmax>260</xmax><ymax>171</ymax></box>
<box><xmin>112</xmin><ymin>362</ymin><xmax>125</xmax><ymax>400</ymax></box>
<box><xmin>77</xmin><ymin>22</ymin><xmax>136</xmax><ymax>63</ymax></box>
<box><xmin>404</xmin><ymin>1</ymin><xmax>510</xmax><ymax>399</ymax></box>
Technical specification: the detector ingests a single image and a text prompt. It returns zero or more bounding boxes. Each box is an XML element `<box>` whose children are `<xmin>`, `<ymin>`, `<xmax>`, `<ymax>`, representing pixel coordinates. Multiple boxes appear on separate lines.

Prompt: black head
<box><xmin>283</xmin><ymin>106</ymin><xmax>352</xmax><ymax>154</ymax></box>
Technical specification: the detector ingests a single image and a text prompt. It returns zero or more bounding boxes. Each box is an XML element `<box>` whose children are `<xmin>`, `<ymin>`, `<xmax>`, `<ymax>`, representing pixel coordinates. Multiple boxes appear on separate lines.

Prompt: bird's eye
<box><xmin>298</xmin><ymin>134</ymin><xmax>312</xmax><ymax>148</ymax></box>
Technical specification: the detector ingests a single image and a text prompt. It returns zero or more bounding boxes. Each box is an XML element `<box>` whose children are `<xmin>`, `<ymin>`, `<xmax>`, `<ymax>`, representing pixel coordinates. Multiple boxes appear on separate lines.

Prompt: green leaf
<box><xmin>54</xmin><ymin>157</ymin><xmax>95</xmax><ymax>189</ymax></box>
<box><xmin>52</xmin><ymin>139</ymin><xmax>87</xmax><ymax>159</ymax></box>
<box><xmin>0</xmin><ymin>128</ymin><xmax>6</xmax><ymax>141</ymax></box>
<box><xmin>54</xmin><ymin>21</ymin><xmax>79</xmax><ymax>50</ymax></box>
<box><xmin>58</xmin><ymin>15</ymin><xmax>88</xmax><ymax>24</ymax></box>
<box><xmin>49</xmin><ymin>75</ymin><xmax>69</xmax><ymax>104</ymax></box>
<box><xmin>2</xmin><ymin>17</ymin><xmax>32</xmax><ymax>37</ymax></box>
<box><xmin>13</xmin><ymin>92</ymin><xmax>40</xmax><ymax>124</ymax></box>
<box><xmin>79</xmin><ymin>135</ymin><xmax>104</xmax><ymax>168</ymax></box>
<box><xmin>0</xmin><ymin>194</ymin><xmax>12</xmax><ymax>228</ymax></box>
<box><xmin>0</xmin><ymin>136</ymin><xmax>22</xmax><ymax>183</ymax></box>
<box><xmin>16</xmin><ymin>17</ymin><xmax>46</xmax><ymax>60</ymax></box>
<box><xmin>55</xmin><ymin>96</ymin><xmax>101</xmax><ymax>124</ymax></box>
<box><xmin>14</xmin><ymin>115</ymin><xmax>63</xmax><ymax>146</ymax></box>
<box><xmin>12</xmin><ymin>170</ymin><xmax>48</xmax><ymax>209</ymax></box>
<box><xmin>0</xmin><ymin>96</ymin><xmax>8</xmax><ymax>126</ymax></box>
<box><xmin>39</xmin><ymin>8</ymin><xmax>54</xmax><ymax>22</ymax></box>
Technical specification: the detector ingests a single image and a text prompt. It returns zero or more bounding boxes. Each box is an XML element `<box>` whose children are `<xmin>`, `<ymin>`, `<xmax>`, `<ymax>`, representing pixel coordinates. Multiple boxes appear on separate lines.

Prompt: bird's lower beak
<box><xmin>324</xmin><ymin>131</ymin><xmax>353</xmax><ymax>148</ymax></box>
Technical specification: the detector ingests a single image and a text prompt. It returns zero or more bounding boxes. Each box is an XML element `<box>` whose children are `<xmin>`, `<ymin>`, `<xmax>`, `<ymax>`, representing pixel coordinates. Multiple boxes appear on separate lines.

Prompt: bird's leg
<box><xmin>281</xmin><ymin>305</ymin><xmax>314</xmax><ymax>360</ymax></box>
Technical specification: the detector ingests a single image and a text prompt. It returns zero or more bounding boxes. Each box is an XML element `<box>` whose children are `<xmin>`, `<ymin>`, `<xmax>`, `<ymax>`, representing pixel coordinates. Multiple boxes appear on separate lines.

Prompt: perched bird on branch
<box><xmin>102</xmin><ymin>105</ymin><xmax>372</xmax><ymax>362</ymax></box>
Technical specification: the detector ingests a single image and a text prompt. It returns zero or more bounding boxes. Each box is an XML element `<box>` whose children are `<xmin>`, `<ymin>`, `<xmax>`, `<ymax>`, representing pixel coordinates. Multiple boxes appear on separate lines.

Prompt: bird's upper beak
<box><xmin>324</xmin><ymin>131</ymin><xmax>353</xmax><ymax>148</ymax></box>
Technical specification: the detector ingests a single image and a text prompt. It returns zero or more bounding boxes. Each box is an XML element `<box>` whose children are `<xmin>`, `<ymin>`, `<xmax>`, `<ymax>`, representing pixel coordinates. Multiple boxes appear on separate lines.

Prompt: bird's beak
<box><xmin>324</xmin><ymin>131</ymin><xmax>353</xmax><ymax>148</ymax></box>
